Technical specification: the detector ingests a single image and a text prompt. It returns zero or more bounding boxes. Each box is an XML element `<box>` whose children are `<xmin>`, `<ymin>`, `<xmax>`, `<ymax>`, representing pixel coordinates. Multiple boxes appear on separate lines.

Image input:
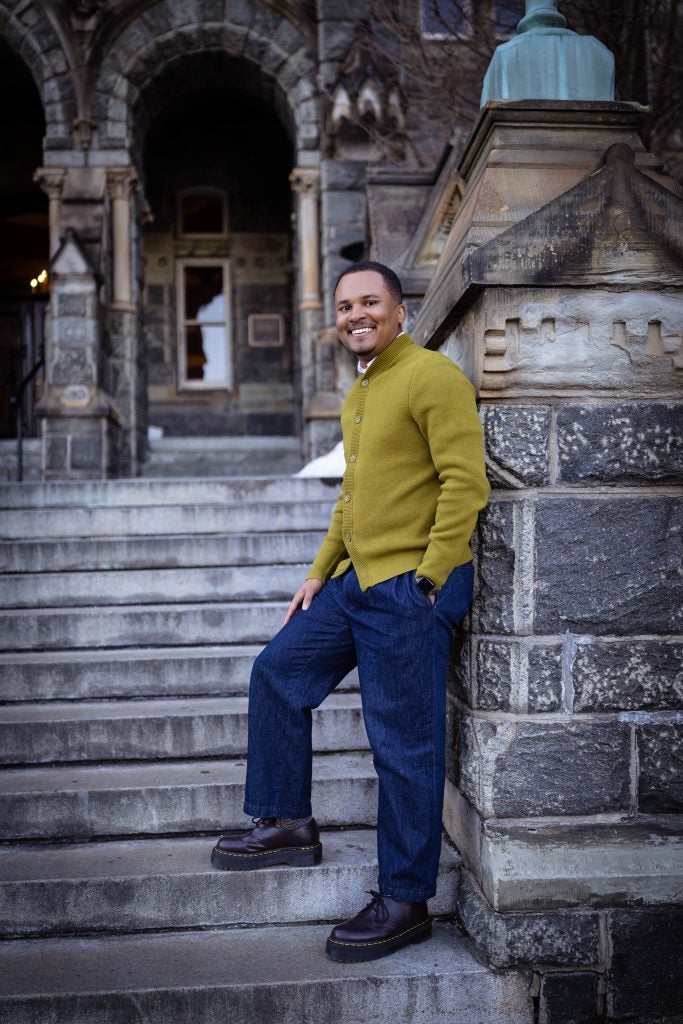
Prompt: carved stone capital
<box><xmin>289</xmin><ymin>167</ymin><xmax>319</xmax><ymax>197</ymax></box>
<box><xmin>106</xmin><ymin>169</ymin><xmax>138</xmax><ymax>201</ymax></box>
<box><xmin>33</xmin><ymin>168</ymin><xmax>67</xmax><ymax>200</ymax></box>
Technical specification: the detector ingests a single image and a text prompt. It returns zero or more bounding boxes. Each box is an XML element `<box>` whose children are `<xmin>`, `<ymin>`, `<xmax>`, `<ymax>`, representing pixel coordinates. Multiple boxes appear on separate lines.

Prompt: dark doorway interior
<box><xmin>139</xmin><ymin>55</ymin><xmax>297</xmax><ymax>440</ymax></box>
<box><xmin>0</xmin><ymin>40</ymin><xmax>48</xmax><ymax>440</ymax></box>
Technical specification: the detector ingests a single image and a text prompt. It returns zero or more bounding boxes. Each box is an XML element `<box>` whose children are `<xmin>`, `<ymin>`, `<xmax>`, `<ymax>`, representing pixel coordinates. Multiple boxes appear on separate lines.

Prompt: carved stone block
<box><xmin>572</xmin><ymin>640</ymin><xmax>683</xmax><ymax>712</ymax></box>
<box><xmin>534</xmin><ymin>497</ymin><xmax>682</xmax><ymax>636</ymax></box>
<box><xmin>607</xmin><ymin>907</ymin><xmax>683</xmax><ymax>1019</ymax></box>
<box><xmin>637</xmin><ymin>723</ymin><xmax>683</xmax><ymax>813</ymax></box>
<box><xmin>458</xmin><ymin>870</ymin><xmax>600</xmax><ymax>969</ymax></box>
<box><xmin>482</xmin><ymin>403</ymin><xmax>550</xmax><ymax>486</ymax></box>
<box><xmin>475</xmin><ymin>501</ymin><xmax>516</xmax><ymax>634</ymax></box>
<box><xmin>477</xmin><ymin>640</ymin><xmax>514</xmax><ymax>711</ymax></box>
<box><xmin>527</xmin><ymin>645</ymin><xmax>564</xmax><ymax>712</ymax></box>
<box><xmin>557</xmin><ymin>402</ymin><xmax>683</xmax><ymax>484</ymax></box>
<box><xmin>538</xmin><ymin>972</ymin><xmax>599</xmax><ymax>1024</ymax></box>
<box><xmin>458</xmin><ymin>716</ymin><xmax>631</xmax><ymax>817</ymax></box>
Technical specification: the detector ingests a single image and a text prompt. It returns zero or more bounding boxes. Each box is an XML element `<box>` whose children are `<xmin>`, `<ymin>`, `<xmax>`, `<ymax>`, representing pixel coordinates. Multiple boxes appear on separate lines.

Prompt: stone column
<box><xmin>34</xmin><ymin>169</ymin><xmax>66</xmax><ymax>256</ymax></box>
<box><xmin>290</xmin><ymin>167</ymin><xmax>322</xmax><ymax>311</ymax></box>
<box><xmin>106</xmin><ymin>169</ymin><xmax>137</xmax><ymax>311</ymax></box>
<box><xmin>38</xmin><ymin>229</ymin><xmax>120</xmax><ymax>479</ymax></box>
<box><xmin>414</xmin><ymin>105</ymin><xmax>683</xmax><ymax>1023</ymax></box>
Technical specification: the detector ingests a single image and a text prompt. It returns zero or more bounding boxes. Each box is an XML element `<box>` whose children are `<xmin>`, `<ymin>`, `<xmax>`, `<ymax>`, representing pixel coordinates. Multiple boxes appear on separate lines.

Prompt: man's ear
<box><xmin>397</xmin><ymin>303</ymin><xmax>406</xmax><ymax>325</ymax></box>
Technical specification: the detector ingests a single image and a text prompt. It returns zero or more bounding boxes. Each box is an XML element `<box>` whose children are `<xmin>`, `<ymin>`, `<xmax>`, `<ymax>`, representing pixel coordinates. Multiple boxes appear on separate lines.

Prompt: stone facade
<box><xmin>1</xmin><ymin>3</ymin><xmax>682</xmax><ymax>1021</ymax></box>
<box><xmin>2</xmin><ymin>0</ymin><xmax>478</xmax><ymax>472</ymax></box>
<box><xmin>411</xmin><ymin>101</ymin><xmax>683</xmax><ymax>1022</ymax></box>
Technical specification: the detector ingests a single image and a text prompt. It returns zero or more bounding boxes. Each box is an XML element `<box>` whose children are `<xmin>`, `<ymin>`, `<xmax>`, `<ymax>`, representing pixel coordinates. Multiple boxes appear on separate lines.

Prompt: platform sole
<box><xmin>325</xmin><ymin>919</ymin><xmax>432</xmax><ymax>962</ymax></box>
<box><xmin>210</xmin><ymin>842</ymin><xmax>323</xmax><ymax>871</ymax></box>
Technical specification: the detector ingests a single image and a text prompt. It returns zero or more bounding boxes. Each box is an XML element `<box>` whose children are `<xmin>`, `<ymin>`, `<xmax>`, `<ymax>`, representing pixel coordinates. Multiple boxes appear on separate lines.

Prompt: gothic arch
<box><xmin>90</xmin><ymin>0</ymin><xmax>320</xmax><ymax>160</ymax></box>
<box><xmin>0</xmin><ymin>1</ymin><xmax>75</xmax><ymax>150</ymax></box>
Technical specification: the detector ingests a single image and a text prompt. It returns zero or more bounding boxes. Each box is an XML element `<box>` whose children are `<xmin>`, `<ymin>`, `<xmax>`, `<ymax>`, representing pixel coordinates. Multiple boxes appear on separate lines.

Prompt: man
<box><xmin>211</xmin><ymin>260</ymin><xmax>489</xmax><ymax>962</ymax></box>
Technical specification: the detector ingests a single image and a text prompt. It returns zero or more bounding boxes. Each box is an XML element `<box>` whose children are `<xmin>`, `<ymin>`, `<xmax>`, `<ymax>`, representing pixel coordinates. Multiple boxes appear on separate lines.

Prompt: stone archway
<box><xmin>85</xmin><ymin>0</ymin><xmax>323</xmax><ymax>474</ymax></box>
<box><xmin>0</xmin><ymin>1</ymin><xmax>75</xmax><ymax>151</ymax></box>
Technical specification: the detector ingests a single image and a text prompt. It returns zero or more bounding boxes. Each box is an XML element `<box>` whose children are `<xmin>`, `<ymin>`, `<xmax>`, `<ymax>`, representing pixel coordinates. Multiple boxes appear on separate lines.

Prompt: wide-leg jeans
<box><xmin>243</xmin><ymin>562</ymin><xmax>474</xmax><ymax>901</ymax></box>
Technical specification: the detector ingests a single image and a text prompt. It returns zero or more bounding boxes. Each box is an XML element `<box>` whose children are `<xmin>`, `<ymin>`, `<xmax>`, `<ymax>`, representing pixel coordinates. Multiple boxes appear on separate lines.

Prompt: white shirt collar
<box><xmin>357</xmin><ymin>331</ymin><xmax>406</xmax><ymax>373</ymax></box>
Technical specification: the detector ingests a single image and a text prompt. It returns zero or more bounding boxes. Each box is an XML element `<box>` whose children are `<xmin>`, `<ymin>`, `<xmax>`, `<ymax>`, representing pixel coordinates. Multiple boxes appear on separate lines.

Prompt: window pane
<box><xmin>421</xmin><ymin>0</ymin><xmax>467</xmax><ymax>35</ymax></box>
<box><xmin>181</xmin><ymin>193</ymin><xmax>224</xmax><ymax>234</ymax></box>
<box><xmin>184</xmin><ymin>265</ymin><xmax>224</xmax><ymax>321</ymax></box>
<box><xmin>184</xmin><ymin>324</ymin><xmax>228</xmax><ymax>382</ymax></box>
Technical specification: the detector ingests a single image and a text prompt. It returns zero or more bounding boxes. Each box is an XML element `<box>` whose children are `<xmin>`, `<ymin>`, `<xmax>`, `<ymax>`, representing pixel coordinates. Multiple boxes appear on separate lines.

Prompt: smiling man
<box><xmin>210</xmin><ymin>260</ymin><xmax>489</xmax><ymax>962</ymax></box>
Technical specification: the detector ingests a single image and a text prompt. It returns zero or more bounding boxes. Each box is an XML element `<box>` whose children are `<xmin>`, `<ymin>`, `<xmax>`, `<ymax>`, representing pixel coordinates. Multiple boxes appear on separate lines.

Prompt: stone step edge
<box><xmin>0</xmin><ymin>922</ymin><xmax>532</xmax><ymax>1024</ymax></box>
<box><xmin>0</xmin><ymin>833</ymin><xmax>461</xmax><ymax>938</ymax></box>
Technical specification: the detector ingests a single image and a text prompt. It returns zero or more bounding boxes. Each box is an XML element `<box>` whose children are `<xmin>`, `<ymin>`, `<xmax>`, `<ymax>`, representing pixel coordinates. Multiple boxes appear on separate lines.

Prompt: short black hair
<box><xmin>334</xmin><ymin>260</ymin><xmax>403</xmax><ymax>304</ymax></box>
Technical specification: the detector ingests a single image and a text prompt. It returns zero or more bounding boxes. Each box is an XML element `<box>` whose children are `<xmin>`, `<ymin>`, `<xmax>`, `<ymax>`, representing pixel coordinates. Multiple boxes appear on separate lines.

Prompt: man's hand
<box><xmin>284</xmin><ymin>578</ymin><xmax>324</xmax><ymax>625</ymax></box>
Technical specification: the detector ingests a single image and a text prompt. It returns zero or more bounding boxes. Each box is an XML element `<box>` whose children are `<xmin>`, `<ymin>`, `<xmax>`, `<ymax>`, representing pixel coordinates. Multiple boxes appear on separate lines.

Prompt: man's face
<box><xmin>335</xmin><ymin>270</ymin><xmax>405</xmax><ymax>367</ymax></box>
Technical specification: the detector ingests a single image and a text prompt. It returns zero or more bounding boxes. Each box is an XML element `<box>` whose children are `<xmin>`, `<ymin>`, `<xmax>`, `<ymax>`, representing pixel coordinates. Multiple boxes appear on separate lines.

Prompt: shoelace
<box><xmin>365</xmin><ymin>890</ymin><xmax>390</xmax><ymax>923</ymax></box>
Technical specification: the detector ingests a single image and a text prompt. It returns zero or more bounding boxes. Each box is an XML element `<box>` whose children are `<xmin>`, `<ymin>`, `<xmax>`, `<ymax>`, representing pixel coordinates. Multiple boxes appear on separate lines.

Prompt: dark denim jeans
<box><xmin>243</xmin><ymin>563</ymin><xmax>474</xmax><ymax>901</ymax></box>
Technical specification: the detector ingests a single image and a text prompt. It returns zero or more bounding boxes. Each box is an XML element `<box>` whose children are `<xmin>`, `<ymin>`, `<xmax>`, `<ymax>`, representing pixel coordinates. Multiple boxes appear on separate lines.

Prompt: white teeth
<box><xmin>351</xmin><ymin>327</ymin><xmax>373</xmax><ymax>336</ymax></box>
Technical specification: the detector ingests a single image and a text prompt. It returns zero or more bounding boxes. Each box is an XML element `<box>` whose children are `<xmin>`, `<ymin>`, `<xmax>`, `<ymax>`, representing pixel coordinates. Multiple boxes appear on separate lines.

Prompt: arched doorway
<box><xmin>137</xmin><ymin>54</ymin><xmax>298</xmax><ymax>462</ymax></box>
<box><xmin>0</xmin><ymin>39</ymin><xmax>48</xmax><ymax>465</ymax></box>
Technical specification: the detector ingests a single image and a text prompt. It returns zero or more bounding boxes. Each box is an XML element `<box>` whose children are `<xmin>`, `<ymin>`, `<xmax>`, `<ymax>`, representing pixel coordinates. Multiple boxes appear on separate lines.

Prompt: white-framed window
<box><xmin>177</xmin><ymin>187</ymin><xmax>227</xmax><ymax>238</ymax></box>
<box><xmin>421</xmin><ymin>0</ymin><xmax>471</xmax><ymax>39</ymax></box>
<box><xmin>176</xmin><ymin>258</ymin><xmax>232</xmax><ymax>390</ymax></box>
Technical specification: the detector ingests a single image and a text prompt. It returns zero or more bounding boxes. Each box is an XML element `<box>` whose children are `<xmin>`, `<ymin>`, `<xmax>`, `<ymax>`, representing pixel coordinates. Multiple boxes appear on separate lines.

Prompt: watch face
<box><xmin>416</xmin><ymin>576</ymin><xmax>436</xmax><ymax>594</ymax></box>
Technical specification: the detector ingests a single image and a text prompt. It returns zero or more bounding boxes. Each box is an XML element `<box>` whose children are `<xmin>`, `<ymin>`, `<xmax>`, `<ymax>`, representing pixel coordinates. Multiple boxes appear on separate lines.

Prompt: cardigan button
<box><xmin>344</xmin><ymin>494</ymin><xmax>351</xmax><ymax>502</ymax></box>
<box><xmin>349</xmin><ymin>454</ymin><xmax>357</xmax><ymax>462</ymax></box>
<box><xmin>354</xmin><ymin>415</ymin><xmax>362</xmax><ymax>423</ymax></box>
<box><xmin>361</xmin><ymin>379</ymin><xmax>369</xmax><ymax>387</ymax></box>
<box><xmin>344</xmin><ymin>533</ymin><xmax>351</xmax><ymax>541</ymax></box>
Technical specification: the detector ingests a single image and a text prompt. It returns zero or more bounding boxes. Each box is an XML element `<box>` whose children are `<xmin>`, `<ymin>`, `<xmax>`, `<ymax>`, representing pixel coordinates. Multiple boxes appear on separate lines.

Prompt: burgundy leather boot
<box><xmin>210</xmin><ymin>817</ymin><xmax>322</xmax><ymax>870</ymax></box>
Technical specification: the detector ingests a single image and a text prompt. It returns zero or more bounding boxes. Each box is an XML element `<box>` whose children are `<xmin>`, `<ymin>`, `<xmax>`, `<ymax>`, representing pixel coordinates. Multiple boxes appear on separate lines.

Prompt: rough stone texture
<box><xmin>638</xmin><ymin>722</ymin><xmax>683</xmax><ymax>813</ymax></box>
<box><xmin>459</xmin><ymin>717</ymin><xmax>631</xmax><ymax>817</ymax></box>
<box><xmin>474</xmin><ymin>502</ymin><xmax>516</xmax><ymax>635</ymax></box>
<box><xmin>538</xmin><ymin>971</ymin><xmax>599</xmax><ymax>1024</ymax></box>
<box><xmin>534</xmin><ymin>497</ymin><xmax>682</xmax><ymax>636</ymax></box>
<box><xmin>482</xmin><ymin>403</ymin><xmax>550</xmax><ymax>486</ymax></box>
<box><xmin>458</xmin><ymin>870</ymin><xmax>600</xmax><ymax>969</ymax></box>
<box><xmin>557</xmin><ymin>402</ymin><xmax>683</xmax><ymax>484</ymax></box>
<box><xmin>527</xmin><ymin>645</ymin><xmax>564</xmax><ymax>713</ymax></box>
<box><xmin>607</xmin><ymin>907</ymin><xmax>683</xmax><ymax>1019</ymax></box>
<box><xmin>476</xmin><ymin>641</ymin><xmax>513</xmax><ymax>711</ymax></box>
<box><xmin>572</xmin><ymin>639</ymin><xmax>683</xmax><ymax>712</ymax></box>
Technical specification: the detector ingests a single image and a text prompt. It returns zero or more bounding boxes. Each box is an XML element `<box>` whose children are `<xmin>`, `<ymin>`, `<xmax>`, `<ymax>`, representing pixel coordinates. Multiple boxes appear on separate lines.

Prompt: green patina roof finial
<box><xmin>480</xmin><ymin>0</ymin><xmax>615</xmax><ymax>106</ymax></box>
<box><xmin>516</xmin><ymin>0</ymin><xmax>567</xmax><ymax>33</ymax></box>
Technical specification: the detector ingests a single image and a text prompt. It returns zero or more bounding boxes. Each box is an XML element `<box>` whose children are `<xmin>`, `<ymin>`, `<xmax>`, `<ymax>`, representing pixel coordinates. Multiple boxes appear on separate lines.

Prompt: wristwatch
<box><xmin>415</xmin><ymin>575</ymin><xmax>437</xmax><ymax>595</ymax></box>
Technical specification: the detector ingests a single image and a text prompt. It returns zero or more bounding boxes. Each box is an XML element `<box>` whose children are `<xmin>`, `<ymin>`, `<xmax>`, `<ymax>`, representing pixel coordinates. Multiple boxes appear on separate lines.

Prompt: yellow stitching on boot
<box><xmin>327</xmin><ymin>919</ymin><xmax>430</xmax><ymax>947</ymax></box>
<box><xmin>212</xmin><ymin>843</ymin><xmax>321</xmax><ymax>858</ymax></box>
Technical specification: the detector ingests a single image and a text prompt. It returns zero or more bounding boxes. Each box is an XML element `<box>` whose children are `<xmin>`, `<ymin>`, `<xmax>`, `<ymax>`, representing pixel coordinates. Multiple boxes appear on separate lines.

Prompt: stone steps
<box><xmin>0</xmin><ymin>472</ymin><xmax>530</xmax><ymax>1022</ymax></box>
<box><xmin>0</xmin><ymin>500</ymin><xmax>335</xmax><ymax>540</ymax></box>
<box><xmin>1</xmin><ymin>601</ymin><xmax>286</xmax><ymax>651</ymax></box>
<box><xmin>0</xmin><ymin>830</ymin><xmax>459</xmax><ymax>938</ymax></box>
<box><xmin>0</xmin><ymin>530</ymin><xmax>325</xmax><ymax>573</ymax></box>
<box><xmin>0</xmin><ymin>645</ymin><xmax>359</xmax><ymax>701</ymax></box>
<box><xmin>0</xmin><ymin>475</ymin><xmax>339</xmax><ymax>509</ymax></box>
<box><xmin>0</xmin><ymin>752</ymin><xmax>377</xmax><ymax>840</ymax></box>
<box><xmin>0</xmin><ymin>563</ymin><xmax>309</xmax><ymax>608</ymax></box>
<box><xmin>0</xmin><ymin>923</ymin><xmax>532</xmax><ymax>1024</ymax></box>
<box><xmin>0</xmin><ymin>692</ymin><xmax>368</xmax><ymax>764</ymax></box>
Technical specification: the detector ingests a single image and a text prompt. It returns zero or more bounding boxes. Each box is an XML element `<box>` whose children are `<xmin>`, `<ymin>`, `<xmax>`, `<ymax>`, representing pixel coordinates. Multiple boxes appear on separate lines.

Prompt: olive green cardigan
<box><xmin>307</xmin><ymin>333</ymin><xmax>489</xmax><ymax>591</ymax></box>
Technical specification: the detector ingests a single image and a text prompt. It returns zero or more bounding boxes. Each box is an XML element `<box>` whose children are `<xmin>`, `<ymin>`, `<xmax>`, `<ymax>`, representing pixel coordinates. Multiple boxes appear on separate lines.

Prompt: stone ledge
<box><xmin>479</xmin><ymin>818</ymin><xmax>683</xmax><ymax>912</ymax></box>
<box><xmin>457</xmin><ymin>869</ymin><xmax>601</xmax><ymax>968</ymax></box>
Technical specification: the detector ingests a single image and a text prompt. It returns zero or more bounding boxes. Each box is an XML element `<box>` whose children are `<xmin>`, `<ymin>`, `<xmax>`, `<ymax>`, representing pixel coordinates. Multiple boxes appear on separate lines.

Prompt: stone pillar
<box><xmin>106</xmin><ymin>169</ymin><xmax>137</xmax><ymax>311</ymax></box>
<box><xmin>414</xmin><ymin>106</ymin><xmax>683</xmax><ymax>1023</ymax></box>
<box><xmin>34</xmin><ymin>169</ymin><xmax>66</xmax><ymax>256</ymax></box>
<box><xmin>290</xmin><ymin>166</ymin><xmax>329</xmax><ymax>457</ymax></box>
<box><xmin>290</xmin><ymin>167</ymin><xmax>322</xmax><ymax>311</ymax></box>
<box><xmin>38</xmin><ymin>229</ymin><xmax>120</xmax><ymax>479</ymax></box>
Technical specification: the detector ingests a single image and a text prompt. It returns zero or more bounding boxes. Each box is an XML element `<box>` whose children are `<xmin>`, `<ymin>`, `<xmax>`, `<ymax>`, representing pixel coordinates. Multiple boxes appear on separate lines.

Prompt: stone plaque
<box><xmin>248</xmin><ymin>314</ymin><xmax>284</xmax><ymax>348</ymax></box>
